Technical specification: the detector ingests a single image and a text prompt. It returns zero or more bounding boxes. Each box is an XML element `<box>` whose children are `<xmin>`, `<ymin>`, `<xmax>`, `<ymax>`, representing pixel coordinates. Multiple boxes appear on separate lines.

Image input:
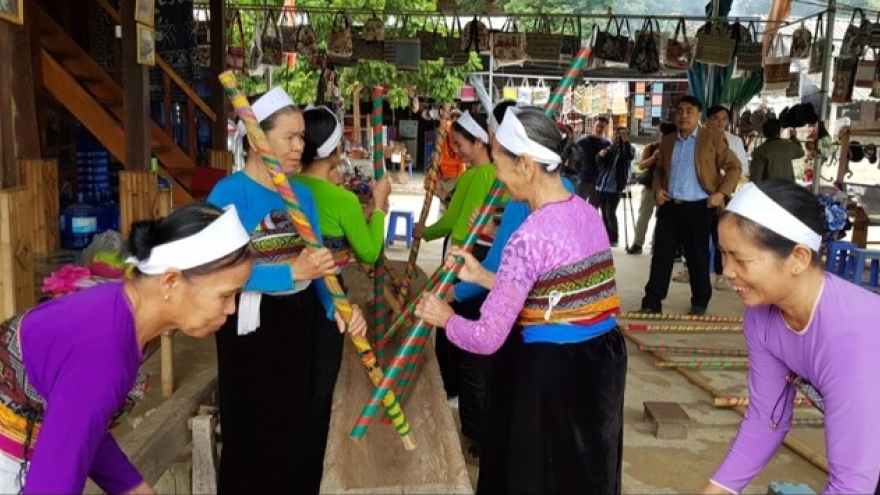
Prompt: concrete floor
<box><xmin>121</xmin><ymin>171</ymin><xmax>830</xmax><ymax>493</ymax></box>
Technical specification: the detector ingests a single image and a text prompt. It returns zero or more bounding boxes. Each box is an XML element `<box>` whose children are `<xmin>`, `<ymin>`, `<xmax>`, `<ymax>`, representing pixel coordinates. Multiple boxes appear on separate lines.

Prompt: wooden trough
<box><xmin>321</xmin><ymin>262</ymin><xmax>472</xmax><ymax>494</ymax></box>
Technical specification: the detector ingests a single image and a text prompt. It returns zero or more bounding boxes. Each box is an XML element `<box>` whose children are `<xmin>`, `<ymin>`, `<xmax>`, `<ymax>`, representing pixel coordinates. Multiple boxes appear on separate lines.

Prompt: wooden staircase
<box><xmin>35</xmin><ymin>6</ymin><xmax>212</xmax><ymax>207</ymax></box>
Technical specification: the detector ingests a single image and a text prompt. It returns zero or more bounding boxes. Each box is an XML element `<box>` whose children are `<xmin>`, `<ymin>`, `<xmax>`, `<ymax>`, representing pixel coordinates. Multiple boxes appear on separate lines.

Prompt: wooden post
<box><xmin>208</xmin><ymin>149</ymin><xmax>233</xmax><ymax>174</ymax></box>
<box><xmin>16</xmin><ymin>159</ymin><xmax>60</xmax><ymax>253</ymax></box>
<box><xmin>0</xmin><ymin>188</ymin><xmax>35</xmax><ymax>321</ymax></box>
<box><xmin>121</xmin><ymin>0</ymin><xmax>150</xmax><ymax>171</ymax></box>
<box><xmin>190</xmin><ymin>410</ymin><xmax>219</xmax><ymax>493</ymax></box>
<box><xmin>156</xmin><ymin>187</ymin><xmax>176</xmax><ymax>397</ymax></box>
<box><xmin>209</xmin><ymin>0</ymin><xmax>227</xmax><ymax>150</ymax></box>
<box><xmin>118</xmin><ymin>170</ymin><xmax>159</xmax><ymax>239</ymax></box>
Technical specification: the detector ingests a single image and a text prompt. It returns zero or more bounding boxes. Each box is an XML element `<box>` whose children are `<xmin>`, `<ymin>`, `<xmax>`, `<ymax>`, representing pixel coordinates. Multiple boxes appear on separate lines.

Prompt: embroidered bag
<box><xmin>328</xmin><ymin>11</ymin><xmax>353</xmax><ymax>59</ymax></box>
<box><xmin>790</xmin><ymin>21</ymin><xmax>812</xmax><ymax>59</ymax></box>
<box><xmin>526</xmin><ymin>15</ymin><xmax>563</xmax><ymax>62</ymax></box>
<box><xmin>831</xmin><ymin>56</ymin><xmax>858</xmax><ymax>104</ymax></box>
<box><xmin>278</xmin><ymin>9</ymin><xmax>297</xmax><ymax>53</ymax></box>
<box><xmin>461</xmin><ymin>15</ymin><xmax>490</xmax><ymax>53</ymax></box>
<box><xmin>559</xmin><ymin>15</ymin><xmax>582</xmax><ymax>61</ymax></box>
<box><xmin>593</xmin><ymin>16</ymin><xmax>631</xmax><ymax>63</ymax></box>
<box><xmin>763</xmin><ymin>34</ymin><xmax>791</xmax><ymax>92</ymax></box>
<box><xmin>492</xmin><ymin>18</ymin><xmax>528</xmax><ymax>65</ymax></box>
<box><xmin>856</xmin><ymin>49</ymin><xmax>878</xmax><ymax>88</ymax></box>
<box><xmin>665</xmin><ymin>17</ymin><xmax>693</xmax><ymax>70</ymax></box>
<box><xmin>734</xmin><ymin>21</ymin><xmax>762</xmax><ymax>72</ymax></box>
<box><xmin>260</xmin><ymin>10</ymin><xmax>283</xmax><ymax>67</ymax></box>
<box><xmin>841</xmin><ymin>8</ymin><xmax>867</xmax><ymax>59</ymax></box>
<box><xmin>694</xmin><ymin>20</ymin><xmax>735</xmax><ymax>66</ymax></box>
<box><xmin>629</xmin><ymin>17</ymin><xmax>661</xmax><ymax>74</ymax></box>
<box><xmin>293</xmin><ymin>11</ymin><xmax>317</xmax><ymax>59</ymax></box>
<box><xmin>225</xmin><ymin>9</ymin><xmax>246</xmax><ymax>71</ymax></box>
<box><xmin>809</xmin><ymin>14</ymin><xmax>827</xmax><ymax>73</ymax></box>
<box><xmin>363</xmin><ymin>11</ymin><xmax>386</xmax><ymax>41</ymax></box>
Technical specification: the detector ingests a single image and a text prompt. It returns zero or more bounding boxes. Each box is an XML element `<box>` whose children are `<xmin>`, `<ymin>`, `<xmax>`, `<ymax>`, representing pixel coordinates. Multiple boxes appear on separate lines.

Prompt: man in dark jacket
<box><xmin>750</xmin><ymin>119</ymin><xmax>804</xmax><ymax>182</ymax></box>
<box><xmin>595</xmin><ymin>127</ymin><xmax>635</xmax><ymax>246</ymax></box>
<box><xmin>575</xmin><ymin>116</ymin><xmax>611</xmax><ymax>206</ymax></box>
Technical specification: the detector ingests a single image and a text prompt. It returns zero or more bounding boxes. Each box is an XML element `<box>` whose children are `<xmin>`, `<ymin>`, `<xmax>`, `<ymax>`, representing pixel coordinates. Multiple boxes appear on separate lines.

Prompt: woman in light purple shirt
<box><xmin>704</xmin><ymin>180</ymin><xmax>880</xmax><ymax>494</ymax></box>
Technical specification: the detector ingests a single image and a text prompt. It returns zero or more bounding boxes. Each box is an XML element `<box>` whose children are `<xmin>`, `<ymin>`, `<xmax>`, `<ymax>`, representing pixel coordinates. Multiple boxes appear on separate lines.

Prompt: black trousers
<box><xmin>709</xmin><ymin>197</ymin><xmax>731</xmax><ymax>276</ymax></box>
<box><xmin>642</xmin><ymin>200</ymin><xmax>713</xmax><ymax>311</ymax></box>
<box><xmin>577</xmin><ymin>181</ymin><xmax>600</xmax><ymax>207</ymax></box>
<box><xmin>597</xmin><ymin>192</ymin><xmax>622</xmax><ymax>244</ymax></box>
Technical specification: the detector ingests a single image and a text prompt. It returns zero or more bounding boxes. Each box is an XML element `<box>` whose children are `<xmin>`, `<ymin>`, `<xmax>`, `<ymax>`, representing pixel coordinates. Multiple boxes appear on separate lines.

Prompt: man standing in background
<box><xmin>576</xmin><ymin>115</ymin><xmax>611</xmax><ymax>207</ymax></box>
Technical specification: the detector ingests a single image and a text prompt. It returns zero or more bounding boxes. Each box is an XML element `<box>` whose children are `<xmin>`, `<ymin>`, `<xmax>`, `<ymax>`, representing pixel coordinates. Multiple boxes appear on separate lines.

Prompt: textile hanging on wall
<box><xmin>149</xmin><ymin>0</ymin><xmax>198</xmax><ymax>103</ymax></box>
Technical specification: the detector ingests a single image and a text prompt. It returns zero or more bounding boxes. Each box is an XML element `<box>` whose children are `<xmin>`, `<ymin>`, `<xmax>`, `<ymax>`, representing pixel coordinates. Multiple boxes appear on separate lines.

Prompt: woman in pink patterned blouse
<box><xmin>417</xmin><ymin>107</ymin><xmax>627</xmax><ymax>494</ymax></box>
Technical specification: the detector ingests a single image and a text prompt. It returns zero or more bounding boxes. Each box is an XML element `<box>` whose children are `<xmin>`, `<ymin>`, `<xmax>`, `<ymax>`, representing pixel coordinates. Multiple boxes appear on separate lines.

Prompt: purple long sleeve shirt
<box><xmin>712</xmin><ymin>272</ymin><xmax>880</xmax><ymax>494</ymax></box>
<box><xmin>445</xmin><ymin>195</ymin><xmax>610</xmax><ymax>354</ymax></box>
<box><xmin>20</xmin><ymin>282</ymin><xmax>143</xmax><ymax>494</ymax></box>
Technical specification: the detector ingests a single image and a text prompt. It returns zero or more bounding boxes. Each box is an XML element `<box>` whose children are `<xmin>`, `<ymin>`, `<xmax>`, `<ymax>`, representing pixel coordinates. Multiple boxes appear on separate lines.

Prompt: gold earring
<box><xmin>163</xmin><ymin>293</ymin><xmax>170</xmax><ymax>302</ymax></box>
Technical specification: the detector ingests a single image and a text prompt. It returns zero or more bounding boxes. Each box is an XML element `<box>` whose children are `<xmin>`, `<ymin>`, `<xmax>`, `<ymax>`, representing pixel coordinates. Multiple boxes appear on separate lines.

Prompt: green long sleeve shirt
<box><xmin>292</xmin><ymin>174</ymin><xmax>386</xmax><ymax>264</ymax></box>
<box><xmin>422</xmin><ymin>163</ymin><xmax>500</xmax><ymax>245</ymax></box>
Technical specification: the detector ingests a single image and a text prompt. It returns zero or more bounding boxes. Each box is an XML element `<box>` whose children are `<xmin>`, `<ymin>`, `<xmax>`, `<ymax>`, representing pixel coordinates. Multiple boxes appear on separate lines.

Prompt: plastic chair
<box><xmin>385</xmin><ymin>210</ymin><xmax>414</xmax><ymax>248</ymax></box>
<box><xmin>825</xmin><ymin>240</ymin><xmax>858</xmax><ymax>277</ymax></box>
<box><xmin>845</xmin><ymin>248</ymin><xmax>880</xmax><ymax>288</ymax></box>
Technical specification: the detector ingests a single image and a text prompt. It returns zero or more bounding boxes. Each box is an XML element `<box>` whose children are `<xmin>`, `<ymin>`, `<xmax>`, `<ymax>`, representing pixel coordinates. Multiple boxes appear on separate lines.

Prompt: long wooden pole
<box><xmin>619</xmin><ymin>311</ymin><xmax>744</xmax><ymax>323</ymax></box>
<box><xmin>219</xmin><ymin>72</ymin><xmax>415</xmax><ymax>450</ymax></box>
<box><xmin>624</xmin><ymin>323</ymin><xmax>743</xmax><ymax>333</ymax></box>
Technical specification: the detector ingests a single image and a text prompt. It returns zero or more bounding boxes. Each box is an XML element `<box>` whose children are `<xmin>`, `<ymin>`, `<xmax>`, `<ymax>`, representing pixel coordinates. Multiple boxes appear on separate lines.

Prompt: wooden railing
<box><xmin>93</xmin><ymin>0</ymin><xmax>217</xmax><ymax>165</ymax></box>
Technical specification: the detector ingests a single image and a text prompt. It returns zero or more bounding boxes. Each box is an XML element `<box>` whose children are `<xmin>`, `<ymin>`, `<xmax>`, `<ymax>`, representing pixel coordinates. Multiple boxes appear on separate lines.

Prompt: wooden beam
<box><xmin>0</xmin><ymin>0</ymin><xmax>41</xmax><ymax>187</ymax></box>
<box><xmin>209</xmin><ymin>0</ymin><xmax>227</xmax><ymax>150</ymax></box>
<box><xmin>120</xmin><ymin>0</ymin><xmax>149</xmax><ymax>171</ymax></box>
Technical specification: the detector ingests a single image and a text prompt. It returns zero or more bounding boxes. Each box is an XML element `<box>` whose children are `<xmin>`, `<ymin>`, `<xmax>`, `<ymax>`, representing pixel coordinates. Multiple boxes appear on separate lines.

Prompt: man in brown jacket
<box><xmin>640</xmin><ymin>96</ymin><xmax>742</xmax><ymax>315</ymax></box>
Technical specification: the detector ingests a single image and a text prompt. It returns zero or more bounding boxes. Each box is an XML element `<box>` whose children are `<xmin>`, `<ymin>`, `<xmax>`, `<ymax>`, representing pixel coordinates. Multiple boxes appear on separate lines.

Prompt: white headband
<box><xmin>305</xmin><ymin>105</ymin><xmax>343</xmax><ymax>158</ymax></box>
<box><xmin>130</xmin><ymin>205</ymin><xmax>251</xmax><ymax>275</ymax></box>
<box><xmin>726</xmin><ymin>183</ymin><xmax>822</xmax><ymax>252</ymax></box>
<box><xmin>495</xmin><ymin>108</ymin><xmax>563</xmax><ymax>170</ymax></box>
<box><xmin>235</xmin><ymin>87</ymin><xmax>296</xmax><ymax>139</ymax></box>
<box><xmin>456</xmin><ymin>111</ymin><xmax>488</xmax><ymax>144</ymax></box>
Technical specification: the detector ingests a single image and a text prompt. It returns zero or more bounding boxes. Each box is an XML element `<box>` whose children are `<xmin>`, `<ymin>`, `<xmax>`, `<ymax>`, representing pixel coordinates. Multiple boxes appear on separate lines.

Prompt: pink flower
<box><xmin>42</xmin><ymin>264</ymin><xmax>92</xmax><ymax>296</ymax></box>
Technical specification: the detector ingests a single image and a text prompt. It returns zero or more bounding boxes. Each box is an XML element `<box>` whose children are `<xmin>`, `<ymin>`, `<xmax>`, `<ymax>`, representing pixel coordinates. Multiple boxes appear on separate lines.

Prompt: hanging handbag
<box><xmin>871</xmin><ymin>10</ymin><xmax>880</xmax><ymax>49</ymax></box>
<box><xmin>856</xmin><ymin>49</ymin><xmax>878</xmax><ymax>88</ymax></box>
<box><xmin>225</xmin><ymin>9</ymin><xmax>247</xmax><ymax>71</ymax></box>
<box><xmin>196</xmin><ymin>11</ymin><xmax>210</xmax><ymax>68</ymax></box>
<box><xmin>694</xmin><ymin>20</ymin><xmax>736</xmax><ymax>66</ymax></box>
<box><xmin>386</xmin><ymin>15</ymin><xmax>421</xmax><ymax>71</ymax></box>
<box><xmin>278</xmin><ymin>9</ymin><xmax>297</xmax><ymax>53</ymax></box>
<box><xmin>841</xmin><ymin>8</ymin><xmax>868</xmax><ymax>59</ymax></box>
<box><xmin>763</xmin><ymin>34</ymin><xmax>791</xmax><ymax>92</ymax></box>
<box><xmin>363</xmin><ymin>11</ymin><xmax>386</xmax><ymax>41</ymax></box>
<box><xmin>328</xmin><ymin>11</ymin><xmax>353</xmax><ymax>59</ymax></box>
<box><xmin>247</xmin><ymin>14</ymin><xmax>264</xmax><ymax>75</ymax></box>
<box><xmin>593</xmin><ymin>16</ymin><xmax>631</xmax><ymax>63</ymax></box>
<box><xmin>831</xmin><ymin>56</ymin><xmax>858</xmax><ymax>104</ymax></box>
<box><xmin>418</xmin><ymin>16</ymin><xmax>441</xmax><ymax>60</ymax></box>
<box><xmin>559</xmin><ymin>16</ymin><xmax>582</xmax><ymax>62</ymax></box>
<box><xmin>809</xmin><ymin>14</ymin><xmax>828</xmax><ymax>73</ymax></box>
<box><xmin>517</xmin><ymin>79</ymin><xmax>533</xmax><ymax>105</ymax></box>
<box><xmin>502</xmin><ymin>78</ymin><xmax>518</xmax><ymax>100</ymax></box>
<box><xmin>492</xmin><ymin>18</ymin><xmax>528</xmax><ymax>65</ymax></box>
<box><xmin>259</xmin><ymin>10</ymin><xmax>283</xmax><ymax>67</ymax></box>
<box><xmin>734</xmin><ymin>21</ymin><xmax>762</xmax><ymax>72</ymax></box>
<box><xmin>790</xmin><ymin>21</ymin><xmax>812</xmax><ymax>59</ymax></box>
<box><xmin>461</xmin><ymin>15</ymin><xmax>490</xmax><ymax>53</ymax></box>
<box><xmin>665</xmin><ymin>17</ymin><xmax>693</xmax><ymax>70</ymax></box>
<box><xmin>629</xmin><ymin>17</ymin><xmax>661</xmax><ymax>74</ymax></box>
<box><xmin>526</xmin><ymin>15</ymin><xmax>563</xmax><ymax>62</ymax></box>
<box><xmin>531</xmin><ymin>78</ymin><xmax>550</xmax><ymax>106</ymax></box>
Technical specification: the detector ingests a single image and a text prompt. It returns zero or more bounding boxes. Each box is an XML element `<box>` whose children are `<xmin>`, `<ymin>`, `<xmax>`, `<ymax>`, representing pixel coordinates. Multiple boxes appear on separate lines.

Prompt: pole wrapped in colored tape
<box><xmin>638</xmin><ymin>345</ymin><xmax>748</xmax><ymax>357</ymax></box>
<box><xmin>218</xmin><ymin>71</ymin><xmax>415</xmax><ymax>450</ymax></box>
<box><xmin>370</xmin><ymin>87</ymin><xmax>392</xmax><ymax>350</ymax></box>
<box><xmin>543</xmin><ymin>47</ymin><xmax>591</xmax><ymax>117</ymax></box>
<box><xmin>351</xmin><ymin>180</ymin><xmax>507</xmax><ymax>439</ymax></box>
<box><xmin>619</xmin><ymin>311</ymin><xmax>744</xmax><ymax>323</ymax></box>
<box><xmin>625</xmin><ymin>324</ymin><xmax>742</xmax><ymax>333</ymax></box>
<box><xmin>654</xmin><ymin>360</ymin><xmax>750</xmax><ymax>370</ymax></box>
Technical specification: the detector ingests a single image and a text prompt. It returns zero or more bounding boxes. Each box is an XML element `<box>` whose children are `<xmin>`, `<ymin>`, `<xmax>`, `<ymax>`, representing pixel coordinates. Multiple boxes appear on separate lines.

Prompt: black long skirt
<box><xmin>477</xmin><ymin>327</ymin><xmax>628</xmax><ymax>495</ymax></box>
<box><xmin>215</xmin><ymin>288</ymin><xmax>322</xmax><ymax>494</ymax></box>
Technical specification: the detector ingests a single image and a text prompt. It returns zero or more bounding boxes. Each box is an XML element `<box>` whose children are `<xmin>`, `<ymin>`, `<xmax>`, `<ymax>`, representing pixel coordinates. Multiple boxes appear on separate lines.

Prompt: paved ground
<box><xmin>124</xmin><ymin>171</ymin><xmax>830</xmax><ymax>493</ymax></box>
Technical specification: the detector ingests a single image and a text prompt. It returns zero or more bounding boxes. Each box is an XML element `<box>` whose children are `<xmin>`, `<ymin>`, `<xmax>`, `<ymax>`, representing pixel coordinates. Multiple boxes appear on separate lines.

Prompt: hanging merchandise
<box><xmin>593</xmin><ymin>16</ymin><xmax>631</xmax><ymax>63</ymax></box>
<box><xmin>517</xmin><ymin>79</ymin><xmax>533</xmax><ymax>105</ymax></box>
<box><xmin>734</xmin><ymin>21</ymin><xmax>762</xmax><ymax>73</ymax></box>
<box><xmin>292</xmin><ymin>11</ymin><xmax>318</xmax><ymax>59</ymax></box>
<box><xmin>225</xmin><ymin>9</ymin><xmax>247</xmax><ymax>71</ymax></box>
<box><xmin>762</xmin><ymin>34</ymin><xmax>791</xmax><ymax>93</ymax></box>
<box><xmin>419</xmin><ymin>16</ymin><xmax>443</xmax><ymax>60</ymax></box>
<box><xmin>527</xmin><ymin>15</ymin><xmax>564</xmax><ymax>62</ymax></box>
<box><xmin>694</xmin><ymin>20</ymin><xmax>735</xmax><ymax>66</ymax></box>
<box><xmin>786</xmin><ymin>73</ymin><xmax>801</xmax><ymax>98</ymax></box>
<box><xmin>831</xmin><ymin>56</ymin><xmax>858</xmax><ymax>104</ymax></box>
<box><xmin>597</xmin><ymin>84</ymin><xmax>608</xmax><ymax>114</ymax></box>
<box><xmin>809</xmin><ymin>14</ymin><xmax>827</xmax><ymax>74</ymax></box>
<box><xmin>491</xmin><ymin>18</ymin><xmax>528</xmax><ymax>67</ymax></box>
<box><xmin>363</xmin><ymin>11</ymin><xmax>386</xmax><ymax>41</ymax></box>
<box><xmin>856</xmin><ymin>49</ymin><xmax>878</xmax><ymax>88</ymax></box>
<box><xmin>572</xmin><ymin>84</ymin><xmax>590</xmax><ymax>115</ymax></box>
<box><xmin>665</xmin><ymin>17</ymin><xmax>693</xmax><ymax>70</ymax></box>
<box><xmin>559</xmin><ymin>16</ymin><xmax>582</xmax><ymax>62</ymax></box>
<box><xmin>531</xmin><ymin>78</ymin><xmax>550</xmax><ymax>106</ymax></box>
<box><xmin>247</xmin><ymin>12</ymin><xmax>264</xmax><ymax>75</ymax></box>
<box><xmin>279</xmin><ymin>9</ymin><xmax>297</xmax><ymax>53</ymax></box>
<box><xmin>461</xmin><ymin>14</ymin><xmax>491</xmax><ymax>53</ymax></box>
<box><xmin>790</xmin><ymin>21</ymin><xmax>812</xmax><ymax>59</ymax></box>
<box><xmin>611</xmin><ymin>83</ymin><xmax>628</xmax><ymax>115</ymax></box>
<box><xmin>328</xmin><ymin>11</ymin><xmax>353</xmax><ymax>60</ymax></box>
<box><xmin>629</xmin><ymin>17</ymin><xmax>661</xmax><ymax>74</ymax></box>
<box><xmin>391</xmin><ymin>16</ymin><xmax>421</xmax><ymax>71</ymax></box>
<box><xmin>260</xmin><ymin>10</ymin><xmax>284</xmax><ymax>67</ymax></box>
<box><xmin>196</xmin><ymin>10</ymin><xmax>210</xmax><ymax>68</ymax></box>
<box><xmin>871</xmin><ymin>11</ymin><xmax>880</xmax><ymax>49</ymax></box>
<box><xmin>841</xmin><ymin>8</ymin><xmax>868</xmax><ymax>59</ymax></box>
<box><xmin>502</xmin><ymin>78</ymin><xmax>519</xmax><ymax>100</ymax></box>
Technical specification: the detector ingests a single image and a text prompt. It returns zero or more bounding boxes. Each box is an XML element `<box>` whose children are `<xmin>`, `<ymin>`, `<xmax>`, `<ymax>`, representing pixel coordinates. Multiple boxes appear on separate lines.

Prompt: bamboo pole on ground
<box><xmin>624</xmin><ymin>323</ymin><xmax>743</xmax><ymax>333</ymax></box>
<box><xmin>639</xmin><ymin>345</ymin><xmax>748</xmax><ymax>357</ymax></box>
<box><xmin>219</xmin><ymin>71</ymin><xmax>415</xmax><ymax>450</ymax></box>
<box><xmin>655</xmin><ymin>359</ymin><xmax>750</xmax><ymax>370</ymax></box>
<box><xmin>619</xmin><ymin>311</ymin><xmax>744</xmax><ymax>323</ymax></box>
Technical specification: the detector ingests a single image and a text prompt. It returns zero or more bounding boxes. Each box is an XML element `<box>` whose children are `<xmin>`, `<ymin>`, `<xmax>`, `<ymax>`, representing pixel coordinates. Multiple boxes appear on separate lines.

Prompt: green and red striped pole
<box><xmin>638</xmin><ymin>345</ymin><xmax>748</xmax><ymax>357</ymax></box>
<box><xmin>350</xmin><ymin>180</ymin><xmax>507</xmax><ymax>440</ymax></box>
<box><xmin>620</xmin><ymin>311</ymin><xmax>744</xmax><ymax>323</ymax></box>
<box><xmin>654</xmin><ymin>360</ymin><xmax>750</xmax><ymax>370</ymax></box>
<box><xmin>625</xmin><ymin>323</ymin><xmax>743</xmax><ymax>333</ymax></box>
<box><xmin>370</xmin><ymin>87</ymin><xmax>393</xmax><ymax>350</ymax></box>
<box><xmin>220</xmin><ymin>72</ymin><xmax>414</xmax><ymax>450</ymax></box>
<box><xmin>544</xmin><ymin>47</ymin><xmax>592</xmax><ymax>117</ymax></box>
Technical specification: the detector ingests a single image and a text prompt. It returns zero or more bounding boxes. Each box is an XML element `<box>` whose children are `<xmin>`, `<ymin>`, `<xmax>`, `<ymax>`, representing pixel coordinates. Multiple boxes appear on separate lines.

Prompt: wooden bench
<box><xmin>643</xmin><ymin>401</ymin><xmax>691</xmax><ymax>440</ymax></box>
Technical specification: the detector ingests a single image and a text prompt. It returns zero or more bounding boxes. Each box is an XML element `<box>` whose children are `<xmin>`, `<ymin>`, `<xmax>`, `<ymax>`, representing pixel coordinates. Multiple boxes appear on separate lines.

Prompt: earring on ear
<box><xmin>163</xmin><ymin>293</ymin><xmax>170</xmax><ymax>302</ymax></box>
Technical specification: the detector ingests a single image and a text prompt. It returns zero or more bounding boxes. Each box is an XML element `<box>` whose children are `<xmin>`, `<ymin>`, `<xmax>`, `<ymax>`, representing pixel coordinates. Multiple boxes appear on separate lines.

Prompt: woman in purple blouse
<box><xmin>417</xmin><ymin>107</ymin><xmax>627</xmax><ymax>494</ymax></box>
<box><xmin>704</xmin><ymin>180</ymin><xmax>880</xmax><ymax>494</ymax></box>
<box><xmin>0</xmin><ymin>202</ymin><xmax>254</xmax><ymax>494</ymax></box>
